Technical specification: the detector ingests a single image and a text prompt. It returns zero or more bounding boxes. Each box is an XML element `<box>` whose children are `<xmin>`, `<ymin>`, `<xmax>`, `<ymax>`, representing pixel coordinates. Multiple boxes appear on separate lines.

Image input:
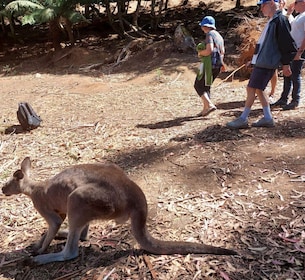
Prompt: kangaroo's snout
<box><xmin>2</xmin><ymin>184</ymin><xmax>11</xmax><ymax>196</ymax></box>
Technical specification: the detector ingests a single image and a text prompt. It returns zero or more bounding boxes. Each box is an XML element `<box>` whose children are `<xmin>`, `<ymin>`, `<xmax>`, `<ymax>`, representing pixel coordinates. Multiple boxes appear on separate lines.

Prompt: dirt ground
<box><xmin>1</xmin><ymin>0</ymin><xmax>305</xmax><ymax>279</ymax></box>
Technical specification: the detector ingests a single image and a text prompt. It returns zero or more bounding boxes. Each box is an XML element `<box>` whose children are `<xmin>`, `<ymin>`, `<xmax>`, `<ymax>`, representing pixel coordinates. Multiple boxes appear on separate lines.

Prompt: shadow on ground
<box><xmin>122</xmin><ymin>117</ymin><xmax>305</xmax><ymax>171</ymax></box>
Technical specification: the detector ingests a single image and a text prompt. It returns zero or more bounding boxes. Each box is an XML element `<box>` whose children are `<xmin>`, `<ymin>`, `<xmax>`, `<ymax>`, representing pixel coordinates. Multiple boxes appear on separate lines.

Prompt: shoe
<box><xmin>226</xmin><ymin>117</ymin><xmax>248</xmax><ymax>129</ymax></box>
<box><xmin>202</xmin><ymin>106</ymin><xmax>217</xmax><ymax>117</ymax></box>
<box><xmin>282</xmin><ymin>102</ymin><xmax>298</xmax><ymax>111</ymax></box>
<box><xmin>270</xmin><ymin>99</ymin><xmax>287</xmax><ymax>107</ymax></box>
<box><xmin>252</xmin><ymin>117</ymin><xmax>275</xmax><ymax>127</ymax></box>
<box><xmin>196</xmin><ymin>111</ymin><xmax>203</xmax><ymax>117</ymax></box>
<box><xmin>269</xmin><ymin>95</ymin><xmax>275</xmax><ymax>103</ymax></box>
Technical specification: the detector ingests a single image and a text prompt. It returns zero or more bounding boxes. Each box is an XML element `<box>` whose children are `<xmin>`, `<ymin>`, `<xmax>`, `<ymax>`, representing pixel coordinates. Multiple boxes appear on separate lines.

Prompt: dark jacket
<box><xmin>255</xmin><ymin>10</ymin><xmax>297</xmax><ymax>69</ymax></box>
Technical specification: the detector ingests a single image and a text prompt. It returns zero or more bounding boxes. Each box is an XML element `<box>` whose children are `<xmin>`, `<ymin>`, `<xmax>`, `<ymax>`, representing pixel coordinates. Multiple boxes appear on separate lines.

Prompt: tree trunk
<box><xmin>150</xmin><ymin>0</ymin><xmax>156</xmax><ymax>30</ymax></box>
<box><xmin>150</xmin><ymin>0</ymin><xmax>164</xmax><ymax>30</ymax></box>
<box><xmin>104</xmin><ymin>0</ymin><xmax>123</xmax><ymax>37</ymax></box>
<box><xmin>63</xmin><ymin>18</ymin><xmax>75</xmax><ymax>46</ymax></box>
<box><xmin>156</xmin><ymin>0</ymin><xmax>164</xmax><ymax>27</ymax></box>
<box><xmin>164</xmin><ymin>0</ymin><xmax>169</xmax><ymax>10</ymax></box>
<box><xmin>132</xmin><ymin>0</ymin><xmax>141</xmax><ymax>27</ymax></box>
<box><xmin>117</xmin><ymin>0</ymin><xmax>126</xmax><ymax>35</ymax></box>
<box><xmin>84</xmin><ymin>4</ymin><xmax>90</xmax><ymax>18</ymax></box>
<box><xmin>49</xmin><ymin>18</ymin><xmax>62</xmax><ymax>51</ymax></box>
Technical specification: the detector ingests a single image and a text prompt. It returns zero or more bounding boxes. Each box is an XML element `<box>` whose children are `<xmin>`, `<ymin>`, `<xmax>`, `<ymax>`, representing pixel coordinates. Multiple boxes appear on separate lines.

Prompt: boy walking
<box><xmin>194</xmin><ymin>16</ymin><xmax>225</xmax><ymax>117</ymax></box>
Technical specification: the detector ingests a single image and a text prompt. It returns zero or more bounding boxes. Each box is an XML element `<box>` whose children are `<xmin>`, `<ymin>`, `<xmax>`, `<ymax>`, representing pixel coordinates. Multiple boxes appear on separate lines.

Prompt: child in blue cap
<box><xmin>194</xmin><ymin>16</ymin><xmax>225</xmax><ymax>117</ymax></box>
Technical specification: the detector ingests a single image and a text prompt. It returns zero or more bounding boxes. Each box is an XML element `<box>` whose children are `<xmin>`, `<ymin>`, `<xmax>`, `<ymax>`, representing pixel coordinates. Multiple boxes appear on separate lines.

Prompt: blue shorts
<box><xmin>248</xmin><ymin>67</ymin><xmax>275</xmax><ymax>90</ymax></box>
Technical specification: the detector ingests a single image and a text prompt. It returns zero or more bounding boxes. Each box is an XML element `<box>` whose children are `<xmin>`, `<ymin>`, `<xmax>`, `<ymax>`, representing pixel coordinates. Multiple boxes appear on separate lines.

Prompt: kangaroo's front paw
<box><xmin>36</xmin><ymin>247</ymin><xmax>48</xmax><ymax>255</ymax></box>
<box><xmin>25</xmin><ymin>244</ymin><xmax>42</xmax><ymax>256</ymax></box>
<box><xmin>23</xmin><ymin>254</ymin><xmax>55</xmax><ymax>266</ymax></box>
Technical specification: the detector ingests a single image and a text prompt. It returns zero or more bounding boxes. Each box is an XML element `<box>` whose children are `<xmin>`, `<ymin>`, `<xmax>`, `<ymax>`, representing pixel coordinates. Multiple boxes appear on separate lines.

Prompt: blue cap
<box><xmin>257</xmin><ymin>0</ymin><xmax>279</xmax><ymax>4</ymax></box>
<box><xmin>199</xmin><ymin>16</ymin><xmax>216</xmax><ymax>30</ymax></box>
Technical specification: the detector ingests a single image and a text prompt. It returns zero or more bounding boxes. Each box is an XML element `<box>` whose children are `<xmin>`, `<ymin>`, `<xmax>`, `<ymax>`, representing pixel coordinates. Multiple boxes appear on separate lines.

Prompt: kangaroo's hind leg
<box><xmin>55</xmin><ymin>224</ymin><xmax>89</xmax><ymax>241</ymax></box>
<box><xmin>33</xmin><ymin>187</ymin><xmax>116</xmax><ymax>265</ymax></box>
<box><xmin>80</xmin><ymin>224</ymin><xmax>89</xmax><ymax>241</ymax></box>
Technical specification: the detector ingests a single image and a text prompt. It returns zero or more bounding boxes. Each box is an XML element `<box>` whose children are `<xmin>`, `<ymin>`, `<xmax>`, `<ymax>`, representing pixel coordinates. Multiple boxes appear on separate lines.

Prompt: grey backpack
<box><xmin>17</xmin><ymin>102</ymin><xmax>42</xmax><ymax>131</ymax></box>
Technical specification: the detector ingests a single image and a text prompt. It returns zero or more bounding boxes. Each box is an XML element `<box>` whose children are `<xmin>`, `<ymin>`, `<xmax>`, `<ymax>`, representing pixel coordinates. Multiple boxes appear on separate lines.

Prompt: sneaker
<box><xmin>270</xmin><ymin>99</ymin><xmax>287</xmax><ymax>107</ymax></box>
<box><xmin>282</xmin><ymin>102</ymin><xmax>298</xmax><ymax>111</ymax></box>
<box><xmin>226</xmin><ymin>118</ymin><xmax>248</xmax><ymax>129</ymax></box>
<box><xmin>269</xmin><ymin>95</ymin><xmax>275</xmax><ymax>103</ymax></box>
<box><xmin>252</xmin><ymin>117</ymin><xmax>275</xmax><ymax>128</ymax></box>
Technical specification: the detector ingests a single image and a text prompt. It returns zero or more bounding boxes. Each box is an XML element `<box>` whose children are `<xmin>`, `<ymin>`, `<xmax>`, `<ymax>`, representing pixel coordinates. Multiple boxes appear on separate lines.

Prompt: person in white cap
<box><xmin>194</xmin><ymin>15</ymin><xmax>225</xmax><ymax>117</ymax></box>
<box><xmin>227</xmin><ymin>0</ymin><xmax>297</xmax><ymax>129</ymax></box>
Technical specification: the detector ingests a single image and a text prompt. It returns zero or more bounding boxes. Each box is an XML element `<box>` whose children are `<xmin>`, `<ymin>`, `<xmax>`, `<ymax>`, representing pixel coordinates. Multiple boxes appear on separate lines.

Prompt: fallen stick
<box><xmin>0</xmin><ymin>256</ymin><xmax>26</xmax><ymax>268</ymax></box>
<box><xmin>79</xmin><ymin>62</ymin><xmax>104</xmax><ymax>72</ymax></box>
<box><xmin>48</xmin><ymin>48</ymin><xmax>74</xmax><ymax>67</ymax></box>
<box><xmin>67</xmin><ymin>122</ymin><xmax>100</xmax><ymax>131</ymax></box>
<box><xmin>103</xmin><ymin>268</ymin><xmax>116</xmax><ymax>280</ymax></box>
<box><xmin>143</xmin><ymin>255</ymin><xmax>158</xmax><ymax>279</ymax></box>
<box><xmin>290</xmin><ymin>177</ymin><xmax>305</xmax><ymax>182</ymax></box>
<box><xmin>214</xmin><ymin>64</ymin><xmax>246</xmax><ymax>88</ymax></box>
<box><xmin>168</xmin><ymin>72</ymin><xmax>182</xmax><ymax>84</ymax></box>
<box><xmin>54</xmin><ymin>269</ymin><xmax>86</xmax><ymax>280</ymax></box>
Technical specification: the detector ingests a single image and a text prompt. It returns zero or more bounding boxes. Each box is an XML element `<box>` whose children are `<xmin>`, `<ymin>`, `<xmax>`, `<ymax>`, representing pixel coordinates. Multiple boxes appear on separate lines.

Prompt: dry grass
<box><xmin>235</xmin><ymin>17</ymin><xmax>267</xmax><ymax>77</ymax></box>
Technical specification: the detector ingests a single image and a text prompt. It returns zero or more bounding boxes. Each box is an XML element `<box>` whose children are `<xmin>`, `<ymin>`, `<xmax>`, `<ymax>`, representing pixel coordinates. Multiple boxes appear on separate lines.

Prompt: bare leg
<box><xmin>244</xmin><ymin>86</ymin><xmax>257</xmax><ymax>108</ymax></box>
<box><xmin>269</xmin><ymin>70</ymin><xmax>278</xmax><ymax>97</ymax></box>
<box><xmin>255</xmin><ymin>89</ymin><xmax>269</xmax><ymax>107</ymax></box>
<box><xmin>201</xmin><ymin>93</ymin><xmax>216</xmax><ymax>116</ymax></box>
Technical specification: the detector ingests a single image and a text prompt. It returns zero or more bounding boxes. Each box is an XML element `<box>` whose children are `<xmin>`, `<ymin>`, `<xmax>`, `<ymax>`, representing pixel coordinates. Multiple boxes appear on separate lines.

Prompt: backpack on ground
<box><xmin>17</xmin><ymin>102</ymin><xmax>42</xmax><ymax>131</ymax></box>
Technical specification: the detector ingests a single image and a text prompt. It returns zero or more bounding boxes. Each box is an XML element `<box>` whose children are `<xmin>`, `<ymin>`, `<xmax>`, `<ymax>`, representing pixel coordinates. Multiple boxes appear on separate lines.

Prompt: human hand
<box><xmin>282</xmin><ymin>65</ymin><xmax>292</xmax><ymax>77</ymax></box>
<box><xmin>287</xmin><ymin>2</ymin><xmax>295</xmax><ymax>15</ymax></box>
<box><xmin>246</xmin><ymin>61</ymin><xmax>252</xmax><ymax>67</ymax></box>
<box><xmin>294</xmin><ymin>53</ymin><xmax>302</xmax><ymax>60</ymax></box>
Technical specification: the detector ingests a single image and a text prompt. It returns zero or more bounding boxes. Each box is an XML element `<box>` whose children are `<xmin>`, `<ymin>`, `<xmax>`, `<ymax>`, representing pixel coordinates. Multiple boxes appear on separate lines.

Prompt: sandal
<box><xmin>202</xmin><ymin>106</ymin><xmax>217</xmax><ymax>117</ymax></box>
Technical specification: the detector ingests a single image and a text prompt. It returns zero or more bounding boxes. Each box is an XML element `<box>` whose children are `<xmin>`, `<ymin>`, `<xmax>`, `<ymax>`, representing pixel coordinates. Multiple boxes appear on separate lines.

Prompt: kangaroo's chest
<box><xmin>32</xmin><ymin>179</ymin><xmax>80</xmax><ymax>215</ymax></box>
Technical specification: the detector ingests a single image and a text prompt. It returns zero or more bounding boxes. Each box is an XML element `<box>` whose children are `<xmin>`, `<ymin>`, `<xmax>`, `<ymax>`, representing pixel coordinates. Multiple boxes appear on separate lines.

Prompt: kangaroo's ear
<box><xmin>13</xmin><ymin>170</ymin><xmax>24</xmax><ymax>180</ymax></box>
<box><xmin>20</xmin><ymin>157</ymin><xmax>31</xmax><ymax>177</ymax></box>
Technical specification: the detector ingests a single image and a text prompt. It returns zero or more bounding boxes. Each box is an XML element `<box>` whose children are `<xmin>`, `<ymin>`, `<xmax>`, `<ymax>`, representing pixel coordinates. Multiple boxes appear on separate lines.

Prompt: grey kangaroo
<box><xmin>2</xmin><ymin>157</ymin><xmax>237</xmax><ymax>265</ymax></box>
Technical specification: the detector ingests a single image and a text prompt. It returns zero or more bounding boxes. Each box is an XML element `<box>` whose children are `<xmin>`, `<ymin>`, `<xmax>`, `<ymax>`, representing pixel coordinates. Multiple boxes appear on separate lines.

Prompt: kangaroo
<box><xmin>2</xmin><ymin>157</ymin><xmax>237</xmax><ymax>265</ymax></box>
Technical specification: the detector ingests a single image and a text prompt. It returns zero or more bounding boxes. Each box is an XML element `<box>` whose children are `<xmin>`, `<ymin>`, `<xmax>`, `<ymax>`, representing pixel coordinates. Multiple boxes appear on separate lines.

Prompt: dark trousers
<box><xmin>194</xmin><ymin>67</ymin><xmax>220</xmax><ymax>97</ymax></box>
<box><xmin>280</xmin><ymin>59</ymin><xmax>304</xmax><ymax>105</ymax></box>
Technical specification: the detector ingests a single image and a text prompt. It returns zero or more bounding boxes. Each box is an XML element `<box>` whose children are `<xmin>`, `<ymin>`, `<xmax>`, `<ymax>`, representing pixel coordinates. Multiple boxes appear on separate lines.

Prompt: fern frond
<box><xmin>64</xmin><ymin>10</ymin><xmax>88</xmax><ymax>24</ymax></box>
<box><xmin>5</xmin><ymin>0</ymin><xmax>44</xmax><ymax>12</ymax></box>
<box><xmin>21</xmin><ymin>7</ymin><xmax>55</xmax><ymax>24</ymax></box>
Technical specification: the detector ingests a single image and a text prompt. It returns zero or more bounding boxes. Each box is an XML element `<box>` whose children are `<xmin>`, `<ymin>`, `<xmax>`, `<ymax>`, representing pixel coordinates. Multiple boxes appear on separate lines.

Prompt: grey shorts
<box><xmin>248</xmin><ymin>66</ymin><xmax>275</xmax><ymax>91</ymax></box>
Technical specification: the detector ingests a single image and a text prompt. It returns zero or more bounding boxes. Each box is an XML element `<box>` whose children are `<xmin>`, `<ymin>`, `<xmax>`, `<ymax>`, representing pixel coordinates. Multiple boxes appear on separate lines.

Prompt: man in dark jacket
<box><xmin>227</xmin><ymin>0</ymin><xmax>297</xmax><ymax>129</ymax></box>
<box><xmin>271</xmin><ymin>0</ymin><xmax>305</xmax><ymax>110</ymax></box>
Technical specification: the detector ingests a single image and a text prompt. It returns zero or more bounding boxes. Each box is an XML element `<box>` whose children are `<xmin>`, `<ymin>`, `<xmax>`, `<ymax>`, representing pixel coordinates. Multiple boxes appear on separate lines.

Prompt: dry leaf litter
<box><xmin>0</xmin><ymin>16</ymin><xmax>305</xmax><ymax>280</ymax></box>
